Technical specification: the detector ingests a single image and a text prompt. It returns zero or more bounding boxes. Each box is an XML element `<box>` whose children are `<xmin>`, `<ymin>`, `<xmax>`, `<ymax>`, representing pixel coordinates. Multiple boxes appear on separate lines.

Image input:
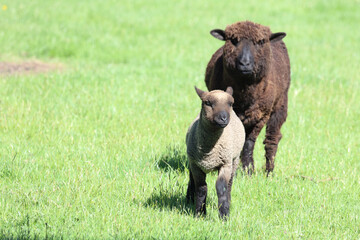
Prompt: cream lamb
<box><xmin>186</xmin><ymin>86</ymin><xmax>245</xmax><ymax>219</ymax></box>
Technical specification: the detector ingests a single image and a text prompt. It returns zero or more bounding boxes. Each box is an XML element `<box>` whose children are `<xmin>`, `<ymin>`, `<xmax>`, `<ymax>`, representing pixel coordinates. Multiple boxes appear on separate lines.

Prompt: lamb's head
<box><xmin>195</xmin><ymin>86</ymin><xmax>234</xmax><ymax>128</ymax></box>
<box><xmin>210</xmin><ymin>21</ymin><xmax>286</xmax><ymax>81</ymax></box>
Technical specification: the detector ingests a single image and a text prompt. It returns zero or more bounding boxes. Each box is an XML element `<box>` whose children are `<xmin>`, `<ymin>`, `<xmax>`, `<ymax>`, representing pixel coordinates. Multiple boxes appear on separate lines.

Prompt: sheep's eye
<box><xmin>204</xmin><ymin>100</ymin><xmax>212</xmax><ymax>106</ymax></box>
<box><xmin>258</xmin><ymin>39</ymin><xmax>266</xmax><ymax>45</ymax></box>
<box><xmin>228</xmin><ymin>102</ymin><xmax>233</xmax><ymax>107</ymax></box>
<box><xmin>230</xmin><ymin>38</ymin><xmax>238</xmax><ymax>46</ymax></box>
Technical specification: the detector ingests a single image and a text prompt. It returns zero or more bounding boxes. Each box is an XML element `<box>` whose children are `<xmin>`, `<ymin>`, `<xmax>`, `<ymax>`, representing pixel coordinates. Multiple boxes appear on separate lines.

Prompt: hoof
<box><xmin>243</xmin><ymin>165</ymin><xmax>254</xmax><ymax>176</ymax></box>
<box><xmin>219</xmin><ymin>209</ymin><xmax>229</xmax><ymax>221</ymax></box>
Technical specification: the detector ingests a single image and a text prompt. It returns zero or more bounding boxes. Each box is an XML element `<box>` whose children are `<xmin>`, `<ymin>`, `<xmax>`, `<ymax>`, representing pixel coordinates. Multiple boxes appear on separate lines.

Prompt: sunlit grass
<box><xmin>0</xmin><ymin>0</ymin><xmax>359</xmax><ymax>239</ymax></box>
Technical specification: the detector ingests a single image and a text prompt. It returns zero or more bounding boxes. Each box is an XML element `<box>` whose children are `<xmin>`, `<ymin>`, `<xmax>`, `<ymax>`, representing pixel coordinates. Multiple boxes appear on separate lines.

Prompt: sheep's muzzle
<box><xmin>214</xmin><ymin>111</ymin><xmax>230</xmax><ymax>128</ymax></box>
<box><xmin>235</xmin><ymin>42</ymin><xmax>254</xmax><ymax>75</ymax></box>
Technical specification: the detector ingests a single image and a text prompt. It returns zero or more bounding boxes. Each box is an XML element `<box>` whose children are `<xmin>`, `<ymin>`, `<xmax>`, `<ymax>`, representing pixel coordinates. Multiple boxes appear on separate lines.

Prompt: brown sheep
<box><xmin>186</xmin><ymin>87</ymin><xmax>245</xmax><ymax>219</ymax></box>
<box><xmin>205</xmin><ymin>21</ymin><xmax>290</xmax><ymax>174</ymax></box>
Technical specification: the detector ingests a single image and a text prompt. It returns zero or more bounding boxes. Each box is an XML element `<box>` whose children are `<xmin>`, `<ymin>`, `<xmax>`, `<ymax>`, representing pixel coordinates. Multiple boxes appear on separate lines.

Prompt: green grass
<box><xmin>1</xmin><ymin>0</ymin><xmax>360</xmax><ymax>239</ymax></box>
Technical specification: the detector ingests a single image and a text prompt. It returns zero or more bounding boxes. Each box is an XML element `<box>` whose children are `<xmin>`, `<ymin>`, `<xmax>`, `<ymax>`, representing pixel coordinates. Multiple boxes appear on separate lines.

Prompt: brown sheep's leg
<box><xmin>189</xmin><ymin>163</ymin><xmax>207</xmax><ymax>216</ymax></box>
<box><xmin>241</xmin><ymin>117</ymin><xmax>269</xmax><ymax>175</ymax></box>
<box><xmin>241</xmin><ymin>139</ymin><xmax>255</xmax><ymax>174</ymax></box>
<box><xmin>263</xmin><ymin>101</ymin><xmax>288</xmax><ymax>174</ymax></box>
<box><xmin>186</xmin><ymin>169</ymin><xmax>195</xmax><ymax>203</ymax></box>
<box><xmin>216</xmin><ymin>165</ymin><xmax>232</xmax><ymax>219</ymax></box>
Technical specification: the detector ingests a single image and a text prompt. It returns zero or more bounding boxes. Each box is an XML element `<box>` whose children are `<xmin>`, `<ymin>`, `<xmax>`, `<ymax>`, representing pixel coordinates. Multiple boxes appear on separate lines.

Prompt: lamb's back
<box><xmin>186</xmin><ymin>111</ymin><xmax>245</xmax><ymax>173</ymax></box>
<box><xmin>225</xmin><ymin>110</ymin><xmax>245</xmax><ymax>159</ymax></box>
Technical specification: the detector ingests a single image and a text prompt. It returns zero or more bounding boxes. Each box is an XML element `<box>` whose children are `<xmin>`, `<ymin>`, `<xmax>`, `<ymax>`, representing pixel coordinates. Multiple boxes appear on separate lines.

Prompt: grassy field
<box><xmin>1</xmin><ymin>0</ymin><xmax>360</xmax><ymax>239</ymax></box>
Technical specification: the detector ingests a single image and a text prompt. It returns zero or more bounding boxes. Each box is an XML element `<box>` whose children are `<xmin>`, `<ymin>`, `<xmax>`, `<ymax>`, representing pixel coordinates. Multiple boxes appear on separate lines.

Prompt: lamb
<box><xmin>186</xmin><ymin>86</ymin><xmax>245</xmax><ymax>219</ymax></box>
<box><xmin>205</xmin><ymin>21</ymin><xmax>291</xmax><ymax>174</ymax></box>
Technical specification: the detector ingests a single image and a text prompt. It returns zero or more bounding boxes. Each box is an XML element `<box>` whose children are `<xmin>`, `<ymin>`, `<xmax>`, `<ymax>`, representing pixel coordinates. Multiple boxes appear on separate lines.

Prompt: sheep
<box><xmin>205</xmin><ymin>21</ymin><xmax>290</xmax><ymax>175</ymax></box>
<box><xmin>186</xmin><ymin>86</ymin><xmax>245</xmax><ymax>219</ymax></box>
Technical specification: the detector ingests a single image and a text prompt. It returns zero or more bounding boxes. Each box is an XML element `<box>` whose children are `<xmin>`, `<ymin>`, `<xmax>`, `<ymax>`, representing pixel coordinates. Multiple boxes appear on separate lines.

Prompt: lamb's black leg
<box><xmin>263</xmin><ymin>101</ymin><xmax>287</xmax><ymax>174</ymax></box>
<box><xmin>216</xmin><ymin>166</ymin><xmax>232</xmax><ymax>220</ymax></box>
<box><xmin>228</xmin><ymin>156</ymin><xmax>240</xmax><ymax>203</ymax></box>
<box><xmin>186</xmin><ymin>170</ymin><xmax>195</xmax><ymax>203</ymax></box>
<box><xmin>190</xmin><ymin>163</ymin><xmax>207</xmax><ymax>216</ymax></box>
<box><xmin>195</xmin><ymin>184</ymin><xmax>207</xmax><ymax>216</ymax></box>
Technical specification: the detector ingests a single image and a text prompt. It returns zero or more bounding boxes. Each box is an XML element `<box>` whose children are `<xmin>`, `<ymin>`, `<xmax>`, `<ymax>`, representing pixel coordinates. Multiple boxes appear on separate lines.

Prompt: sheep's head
<box><xmin>210</xmin><ymin>21</ymin><xmax>286</xmax><ymax>82</ymax></box>
<box><xmin>195</xmin><ymin>86</ymin><xmax>234</xmax><ymax>128</ymax></box>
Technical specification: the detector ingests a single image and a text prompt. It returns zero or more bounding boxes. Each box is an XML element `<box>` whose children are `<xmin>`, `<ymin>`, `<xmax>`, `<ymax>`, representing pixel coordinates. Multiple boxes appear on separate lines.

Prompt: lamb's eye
<box><xmin>230</xmin><ymin>38</ymin><xmax>238</xmax><ymax>46</ymax></box>
<box><xmin>228</xmin><ymin>102</ymin><xmax>233</xmax><ymax>107</ymax></box>
<box><xmin>204</xmin><ymin>100</ymin><xmax>212</xmax><ymax>106</ymax></box>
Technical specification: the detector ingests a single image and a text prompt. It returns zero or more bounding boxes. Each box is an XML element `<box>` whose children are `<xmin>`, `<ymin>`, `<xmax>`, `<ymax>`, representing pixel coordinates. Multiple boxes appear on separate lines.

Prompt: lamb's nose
<box><xmin>219</xmin><ymin>111</ymin><xmax>228</xmax><ymax>122</ymax></box>
<box><xmin>215</xmin><ymin>111</ymin><xmax>230</xmax><ymax>128</ymax></box>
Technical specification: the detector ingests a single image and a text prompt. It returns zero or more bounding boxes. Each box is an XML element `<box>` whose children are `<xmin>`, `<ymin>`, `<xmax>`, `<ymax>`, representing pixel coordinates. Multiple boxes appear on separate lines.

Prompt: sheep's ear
<box><xmin>210</xmin><ymin>29</ymin><xmax>226</xmax><ymax>41</ymax></box>
<box><xmin>270</xmin><ymin>32</ymin><xmax>286</xmax><ymax>42</ymax></box>
<box><xmin>225</xmin><ymin>86</ymin><xmax>233</xmax><ymax>96</ymax></box>
<box><xmin>194</xmin><ymin>86</ymin><xmax>206</xmax><ymax>99</ymax></box>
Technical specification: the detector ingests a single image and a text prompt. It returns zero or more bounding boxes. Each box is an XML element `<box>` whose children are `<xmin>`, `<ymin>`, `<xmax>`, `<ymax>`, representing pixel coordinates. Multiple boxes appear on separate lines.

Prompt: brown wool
<box><xmin>205</xmin><ymin>20</ymin><xmax>291</xmax><ymax>174</ymax></box>
<box><xmin>225</xmin><ymin>21</ymin><xmax>271</xmax><ymax>43</ymax></box>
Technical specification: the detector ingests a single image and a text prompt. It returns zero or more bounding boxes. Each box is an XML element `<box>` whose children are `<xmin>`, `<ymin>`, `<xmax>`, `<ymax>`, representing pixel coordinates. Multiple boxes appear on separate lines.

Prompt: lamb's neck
<box><xmin>197</xmin><ymin>118</ymin><xmax>224</xmax><ymax>153</ymax></box>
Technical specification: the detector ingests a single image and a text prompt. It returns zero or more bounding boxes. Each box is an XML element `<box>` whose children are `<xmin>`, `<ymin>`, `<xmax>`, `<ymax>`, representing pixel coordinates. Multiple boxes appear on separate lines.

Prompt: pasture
<box><xmin>0</xmin><ymin>0</ymin><xmax>359</xmax><ymax>239</ymax></box>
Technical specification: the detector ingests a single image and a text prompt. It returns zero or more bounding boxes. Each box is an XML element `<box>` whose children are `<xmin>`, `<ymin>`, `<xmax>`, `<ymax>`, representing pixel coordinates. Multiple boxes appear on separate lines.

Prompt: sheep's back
<box><xmin>270</xmin><ymin>40</ymin><xmax>291</xmax><ymax>93</ymax></box>
<box><xmin>205</xmin><ymin>47</ymin><xmax>224</xmax><ymax>91</ymax></box>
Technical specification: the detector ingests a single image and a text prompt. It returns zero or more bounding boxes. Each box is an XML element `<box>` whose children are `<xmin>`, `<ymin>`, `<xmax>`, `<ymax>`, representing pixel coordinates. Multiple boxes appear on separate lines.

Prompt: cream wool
<box><xmin>186</xmin><ymin>87</ymin><xmax>245</xmax><ymax>219</ymax></box>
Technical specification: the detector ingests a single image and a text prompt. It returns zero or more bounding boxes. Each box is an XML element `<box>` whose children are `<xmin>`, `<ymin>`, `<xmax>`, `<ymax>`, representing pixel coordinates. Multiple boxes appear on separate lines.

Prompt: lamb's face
<box><xmin>195</xmin><ymin>87</ymin><xmax>234</xmax><ymax>128</ymax></box>
<box><xmin>210</xmin><ymin>21</ymin><xmax>286</xmax><ymax>82</ymax></box>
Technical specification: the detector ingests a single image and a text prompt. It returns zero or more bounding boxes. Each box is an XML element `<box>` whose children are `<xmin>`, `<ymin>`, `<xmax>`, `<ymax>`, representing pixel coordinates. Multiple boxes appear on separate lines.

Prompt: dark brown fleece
<box><xmin>225</xmin><ymin>21</ymin><xmax>271</xmax><ymax>43</ymax></box>
<box><xmin>205</xmin><ymin>21</ymin><xmax>291</xmax><ymax>173</ymax></box>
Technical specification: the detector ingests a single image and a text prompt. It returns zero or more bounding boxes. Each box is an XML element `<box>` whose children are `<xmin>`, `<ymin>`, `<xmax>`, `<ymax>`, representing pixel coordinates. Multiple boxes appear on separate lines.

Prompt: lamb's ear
<box><xmin>225</xmin><ymin>86</ymin><xmax>233</xmax><ymax>96</ymax></box>
<box><xmin>210</xmin><ymin>29</ymin><xmax>226</xmax><ymax>41</ymax></box>
<box><xmin>195</xmin><ymin>86</ymin><xmax>206</xmax><ymax>99</ymax></box>
<box><xmin>270</xmin><ymin>32</ymin><xmax>286</xmax><ymax>42</ymax></box>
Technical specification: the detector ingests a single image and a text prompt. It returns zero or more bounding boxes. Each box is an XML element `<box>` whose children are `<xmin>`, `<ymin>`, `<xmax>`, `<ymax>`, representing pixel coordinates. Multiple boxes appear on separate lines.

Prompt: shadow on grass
<box><xmin>145</xmin><ymin>145</ymin><xmax>194</xmax><ymax>215</ymax></box>
<box><xmin>145</xmin><ymin>190</ymin><xmax>194</xmax><ymax>215</ymax></box>
<box><xmin>155</xmin><ymin>145</ymin><xmax>188</xmax><ymax>172</ymax></box>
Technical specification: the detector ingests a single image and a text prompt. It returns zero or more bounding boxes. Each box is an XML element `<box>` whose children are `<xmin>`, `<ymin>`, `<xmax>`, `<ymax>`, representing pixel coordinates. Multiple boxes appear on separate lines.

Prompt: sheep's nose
<box><xmin>215</xmin><ymin>111</ymin><xmax>229</xmax><ymax>128</ymax></box>
<box><xmin>236</xmin><ymin>45</ymin><xmax>254</xmax><ymax>72</ymax></box>
<box><xmin>238</xmin><ymin>54</ymin><xmax>252</xmax><ymax>67</ymax></box>
<box><xmin>219</xmin><ymin>111</ymin><xmax>228</xmax><ymax>122</ymax></box>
